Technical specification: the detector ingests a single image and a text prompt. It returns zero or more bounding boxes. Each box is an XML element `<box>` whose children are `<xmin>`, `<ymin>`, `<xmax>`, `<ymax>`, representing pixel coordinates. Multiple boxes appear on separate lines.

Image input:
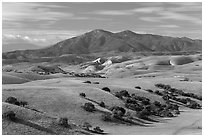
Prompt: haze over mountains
<box><xmin>3</xmin><ymin>29</ymin><xmax>202</xmax><ymax>60</ymax></box>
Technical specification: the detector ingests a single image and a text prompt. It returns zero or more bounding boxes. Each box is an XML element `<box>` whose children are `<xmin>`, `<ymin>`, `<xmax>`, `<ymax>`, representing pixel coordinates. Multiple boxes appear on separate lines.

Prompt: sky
<box><xmin>2</xmin><ymin>2</ymin><xmax>202</xmax><ymax>50</ymax></box>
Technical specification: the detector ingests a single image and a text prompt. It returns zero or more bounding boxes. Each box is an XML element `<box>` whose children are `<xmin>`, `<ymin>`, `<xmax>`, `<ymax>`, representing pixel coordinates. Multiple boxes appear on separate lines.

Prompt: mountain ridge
<box><xmin>3</xmin><ymin>29</ymin><xmax>202</xmax><ymax>60</ymax></box>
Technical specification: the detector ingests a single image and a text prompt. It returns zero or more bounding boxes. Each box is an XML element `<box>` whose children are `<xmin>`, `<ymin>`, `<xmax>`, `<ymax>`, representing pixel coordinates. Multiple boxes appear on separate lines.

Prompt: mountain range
<box><xmin>3</xmin><ymin>29</ymin><xmax>202</xmax><ymax>60</ymax></box>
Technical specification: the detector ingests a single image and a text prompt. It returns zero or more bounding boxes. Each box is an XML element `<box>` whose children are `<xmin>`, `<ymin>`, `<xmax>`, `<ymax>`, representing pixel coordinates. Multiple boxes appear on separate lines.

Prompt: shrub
<box><xmin>118</xmin><ymin>90</ymin><xmax>130</xmax><ymax>97</ymax></box>
<box><xmin>93</xmin><ymin>126</ymin><xmax>104</xmax><ymax>133</ymax></box>
<box><xmin>93</xmin><ymin>82</ymin><xmax>99</xmax><ymax>84</ymax></box>
<box><xmin>153</xmin><ymin>101</ymin><xmax>162</xmax><ymax>107</ymax></box>
<box><xmin>175</xmin><ymin>110</ymin><xmax>180</xmax><ymax>115</ymax></box>
<box><xmin>83</xmin><ymin>81</ymin><xmax>91</xmax><ymax>84</ymax></box>
<box><xmin>137</xmin><ymin>108</ymin><xmax>149</xmax><ymax>119</ymax></box>
<box><xmin>145</xmin><ymin>89</ymin><xmax>153</xmax><ymax>93</ymax></box>
<box><xmin>111</xmin><ymin>106</ymin><xmax>126</xmax><ymax>117</ymax></box>
<box><xmin>125</xmin><ymin>103</ymin><xmax>143</xmax><ymax>112</ymax></box>
<box><xmin>142</xmin><ymin>99</ymin><xmax>150</xmax><ymax>105</ymax></box>
<box><xmin>56</xmin><ymin>117</ymin><xmax>69</xmax><ymax>127</ymax></box>
<box><xmin>5</xmin><ymin>97</ymin><xmax>18</xmax><ymax>105</ymax></box>
<box><xmin>166</xmin><ymin>111</ymin><xmax>174</xmax><ymax>117</ymax></box>
<box><xmin>19</xmin><ymin>101</ymin><xmax>28</xmax><ymax>107</ymax></box>
<box><xmin>99</xmin><ymin>101</ymin><xmax>105</xmax><ymax>108</ymax></box>
<box><xmin>79</xmin><ymin>93</ymin><xmax>86</xmax><ymax>98</ymax></box>
<box><xmin>125</xmin><ymin>97</ymin><xmax>138</xmax><ymax>104</ymax></box>
<box><xmin>82</xmin><ymin>122</ymin><xmax>92</xmax><ymax>130</ymax></box>
<box><xmin>187</xmin><ymin>101</ymin><xmax>201</xmax><ymax>109</ymax></box>
<box><xmin>82</xmin><ymin>103</ymin><xmax>95</xmax><ymax>112</ymax></box>
<box><xmin>3</xmin><ymin>111</ymin><xmax>16</xmax><ymax>121</ymax></box>
<box><xmin>115</xmin><ymin>92</ymin><xmax>123</xmax><ymax>99</ymax></box>
<box><xmin>135</xmin><ymin>86</ymin><xmax>141</xmax><ymax>89</ymax></box>
<box><xmin>101</xmin><ymin>113</ymin><xmax>113</xmax><ymax>121</ymax></box>
<box><xmin>162</xmin><ymin>95</ymin><xmax>169</xmax><ymax>101</ymax></box>
<box><xmin>101</xmin><ymin>87</ymin><xmax>110</xmax><ymax>92</ymax></box>
<box><xmin>154</xmin><ymin>90</ymin><xmax>162</xmax><ymax>96</ymax></box>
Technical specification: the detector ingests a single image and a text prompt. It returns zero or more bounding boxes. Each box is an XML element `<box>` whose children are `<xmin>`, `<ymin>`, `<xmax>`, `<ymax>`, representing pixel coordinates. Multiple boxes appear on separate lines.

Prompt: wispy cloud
<box><xmin>133</xmin><ymin>7</ymin><xmax>164</xmax><ymax>13</ymax></box>
<box><xmin>91</xmin><ymin>10</ymin><xmax>134</xmax><ymax>16</ymax></box>
<box><xmin>3</xmin><ymin>3</ymin><xmax>72</xmax><ymax>22</ymax></box>
<box><xmin>3</xmin><ymin>29</ymin><xmax>88</xmax><ymax>46</ymax></box>
<box><xmin>158</xmin><ymin>11</ymin><xmax>201</xmax><ymax>25</ymax></box>
<box><xmin>139</xmin><ymin>17</ymin><xmax>162</xmax><ymax>22</ymax></box>
<box><xmin>157</xmin><ymin>25</ymin><xmax>179</xmax><ymax>28</ymax></box>
<box><xmin>89</xmin><ymin>3</ymin><xmax>201</xmax><ymax>25</ymax></box>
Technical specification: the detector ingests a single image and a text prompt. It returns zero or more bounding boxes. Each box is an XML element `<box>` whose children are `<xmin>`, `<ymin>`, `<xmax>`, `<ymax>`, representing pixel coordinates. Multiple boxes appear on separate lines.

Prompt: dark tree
<box><xmin>110</xmin><ymin>106</ymin><xmax>126</xmax><ymax>117</ymax></box>
<box><xmin>153</xmin><ymin>101</ymin><xmax>162</xmax><ymax>107</ymax></box>
<box><xmin>93</xmin><ymin>126</ymin><xmax>104</xmax><ymax>133</ymax></box>
<box><xmin>83</xmin><ymin>122</ymin><xmax>92</xmax><ymax>130</ymax></box>
<box><xmin>101</xmin><ymin>87</ymin><xmax>111</xmax><ymax>92</ymax></box>
<box><xmin>135</xmin><ymin>86</ymin><xmax>141</xmax><ymax>89</ymax></box>
<box><xmin>93</xmin><ymin>82</ymin><xmax>99</xmax><ymax>84</ymax></box>
<box><xmin>83</xmin><ymin>81</ymin><xmax>91</xmax><ymax>84</ymax></box>
<box><xmin>99</xmin><ymin>101</ymin><xmax>105</xmax><ymax>108</ymax></box>
<box><xmin>101</xmin><ymin>113</ymin><xmax>113</xmax><ymax>121</ymax></box>
<box><xmin>5</xmin><ymin>97</ymin><xmax>18</xmax><ymax>105</ymax></box>
<box><xmin>145</xmin><ymin>89</ymin><xmax>153</xmax><ymax>93</ymax></box>
<box><xmin>79</xmin><ymin>93</ymin><xmax>86</xmax><ymax>98</ymax></box>
<box><xmin>3</xmin><ymin>111</ymin><xmax>16</xmax><ymax>121</ymax></box>
<box><xmin>82</xmin><ymin>103</ymin><xmax>95</xmax><ymax>112</ymax></box>
<box><xmin>56</xmin><ymin>117</ymin><xmax>69</xmax><ymax>127</ymax></box>
<box><xmin>19</xmin><ymin>101</ymin><xmax>28</xmax><ymax>107</ymax></box>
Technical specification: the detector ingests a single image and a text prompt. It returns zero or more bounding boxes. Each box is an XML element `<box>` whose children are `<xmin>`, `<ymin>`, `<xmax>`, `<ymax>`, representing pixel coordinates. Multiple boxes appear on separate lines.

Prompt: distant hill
<box><xmin>3</xmin><ymin>29</ymin><xmax>202</xmax><ymax>60</ymax></box>
<box><xmin>2</xmin><ymin>37</ymin><xmax>42</xmax><ymax>52</ymax></box>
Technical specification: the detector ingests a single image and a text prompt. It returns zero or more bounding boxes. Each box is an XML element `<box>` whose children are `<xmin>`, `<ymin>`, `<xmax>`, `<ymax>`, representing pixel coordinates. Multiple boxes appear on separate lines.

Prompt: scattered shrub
<box><xmin>137</xmin><ymin>108</ymin><xmax>149</xmax><ymax>119</ymax></box>
<box><xmin>141</xmin><ymin>99</ymin><xmax>150</xmax><ymax>105</ymax></box>
<box><xmin>101</xmin><ymin>87</ymin><xmax>110</xmax><ymax>92</ymax></box>
<box><xmin>3</xmin><ymin>111</ymin><xmax>16</xmax><ymax>121</ymax></box>
<box><xmin>125</xmin><ymin>103</ymin><xmax>143</xmax><ymax>112</ymax></box>
<box><xmin>56</xmin><ymin>117</ymin><xmax>69</xmax><ymax>127</ymax></box>
<box><xmin>135</xmin><ymin>86</ymin><xmax>141</xmax><ymax>89</ymax></box>
<box><xmin>99</xmin><ymin>101</ymin><xmax>105</xmax><ymax>108</ymax></box>
<box><xmin>5</xmin><ymin>97</ymin><xmax>28</xmax><ymax>107</ymax></box>
<box><xmin>79</xmin><ymin>93</ymin><xmax>86</xmax><ymax>98</ymax></box>
<box><xmin>115</xmin><ymin>92</ymin><xmax>123</xmax><ymax>99</ymax></box>
<box><xmin>154</xmin><ymin>90</ymin><xmax>163</xmax><ymax>96</ymax></box>
<box><xmin>153</xmin><ymin>101</ymin><xmax>162</xmax><ymax>107</ymax></box>
<box><xmin>101</xmin><ymin>113</ymin><xmax>113</xmax><ymax>121</ymax></box>
<box><xmin>118</xmin><ymin>90</ymin><xmax>130</xmax><ymax>97</ymax></box>
<box><xmin>82</xmin><ymin>103</ymin><xmax>95</xmax><ymax>112</ymax></box>
<box><xmin>93</xmin><ymin>126</ymin><xmax>104</xmax><ymax>133</ymax></box>
<box><xmin>83</xmin><ymin>81</ymin><xmax>91</xmax><ymax>84</ymax></box>
<box><xmin>5</xmin><ymin>97</ymin><xmax>18</xmax><ymax>105</ymax></box>
<box><xmin>93</xmin><ymin>82</ymin><xmax>99</xmax><ymax>84</ymax></box>
<box><xmin>19</xmin><ymin>101</ymin><xmax>28</xmax><ymax>107</ymax></box>
<box><xmin>82</xmin><ymin>122</ymin><xmax>92</xmax><ymax>130</ymax></box>
<box><xmin>125</xmin><ymin>97</ymin><xmax>138</xmax><ymax>104</ymax></box>
<box><xmin>110</xmin><ymin>106</ymin><xmax>126</xmax><ymax>117</ymax></box>
<box><xmin>145</xmin><ymin>89</ymin><xmax>153</xmax><ymax>93</ymax></box>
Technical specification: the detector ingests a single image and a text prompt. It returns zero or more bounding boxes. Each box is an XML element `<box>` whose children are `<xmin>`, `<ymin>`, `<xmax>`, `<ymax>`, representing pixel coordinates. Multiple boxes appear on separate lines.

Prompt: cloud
<box><xmin>139</xmin><ymin>17</ymin><xmax>162</xmax><ymax>22</ymax></box>
<box><xmin>157</xmin><ymin>25</ymin><xmax>179</xmax><ymax>28</ymax></box>
<box><xmin>92</xmin><ymin>10</ymin><xmax>134</xmax><ymax>15</ymax></box>
<box><xmin>158</xmin><ymin>11</ymin><xmax>201</xmax><ymax>25</ymax></box>
<box><xmin>3</xmin><ymin>3</ymin><xmax>73</xmax><ymax>22</ymax></box>
<box><xmin>3</xmin><ymin>29</ymin><xmax>88</xmax><ymax>46</ymax></box>
<box><xmin>133</xmin><ymin>7</ymin><xmax>164</xmax><ymax>13</ymax></box>
<box><xmin>89</xmin><ymin>3</ymin><xmax>201</xmax><ymax>25</ymax></box>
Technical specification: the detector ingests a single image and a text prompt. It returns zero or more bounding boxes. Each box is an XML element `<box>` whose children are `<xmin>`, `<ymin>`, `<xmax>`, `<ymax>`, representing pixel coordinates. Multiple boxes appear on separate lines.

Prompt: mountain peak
<box><xmin>122</xmin><ymin>30</ymin><xmax>136</xmax><ymax>34</ymax></box>
<box><xmin>90</xmin><ymin>29</ymin><xmax>112</xmax><ymax>34</ymax></box>
<box><xmin>116</xmin><ymin>30</ymin><xmax>138</xmax><ymax>36</ymax></box>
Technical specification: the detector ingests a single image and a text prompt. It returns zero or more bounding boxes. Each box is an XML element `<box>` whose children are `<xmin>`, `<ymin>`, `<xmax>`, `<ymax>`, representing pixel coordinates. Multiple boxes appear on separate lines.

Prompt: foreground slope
<box><xmin>2</xmin><ymin>71</ymin><xmax>202</xmax><ymax>134</ymax></box>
